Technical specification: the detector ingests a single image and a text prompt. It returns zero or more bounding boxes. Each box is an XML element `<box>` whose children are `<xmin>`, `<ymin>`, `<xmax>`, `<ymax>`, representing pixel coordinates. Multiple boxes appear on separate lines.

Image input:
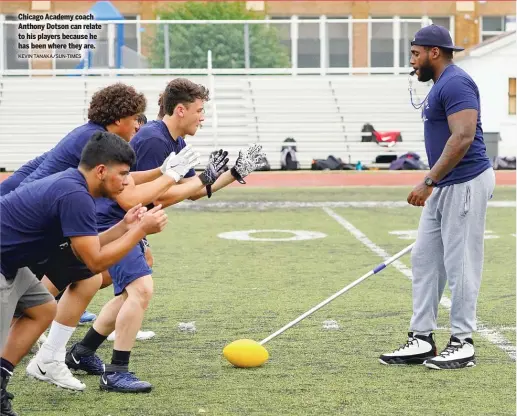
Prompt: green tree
<box><xmin>146</xmin><ymin>1</ymin><xmax>290</xmax><ymax>69</ymax></box>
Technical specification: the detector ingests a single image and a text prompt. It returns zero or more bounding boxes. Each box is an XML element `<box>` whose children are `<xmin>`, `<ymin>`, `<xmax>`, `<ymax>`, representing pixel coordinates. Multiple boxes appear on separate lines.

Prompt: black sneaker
<box><xmin>0</xmin><ymin>390</ymin><xmax>18</xmax><ymax>416</ymax></box>
<box><xmin>379</xmin><ymin>332</ymin><xmax>437</xmax><ymax>365</ymax></box>
<box><xmin>99</xmin><ymin>364</ymin><xmax>152</xmax><ymax>393</ymax></box>
<box><xmin>424</xmin><ymin>336</ymin><xmax>476</xmax><ymax>370</ymax></box>
<box><xmin>65</xmin><ymin>343</ymin><xmax>105</xmax><ymax>375</ymax></box>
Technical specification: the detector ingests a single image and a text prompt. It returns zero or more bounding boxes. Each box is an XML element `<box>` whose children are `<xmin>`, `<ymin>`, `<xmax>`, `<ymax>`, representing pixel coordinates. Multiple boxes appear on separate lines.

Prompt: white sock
<box><xmin>38</xmin><ymin>321</ymin><xmax>76</xmax><ymax>363</ymax></box>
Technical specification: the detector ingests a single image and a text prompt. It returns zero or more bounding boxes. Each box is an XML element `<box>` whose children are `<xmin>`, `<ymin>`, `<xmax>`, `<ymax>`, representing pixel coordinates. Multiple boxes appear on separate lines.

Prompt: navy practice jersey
<box><xmin>20</xmin><ymin>122</ymin><xmax>106</xmax><ymax>186</ymax></box>
<box><xmin>422</xmin><ymin>64</ymin><xmax>491</xmax><ymax>187</ymax></box>
<box><xmin>1</xmin><ymin>169</ymin><xmax>98</xmax><ymax>280</ymax></box>
<box><xmin>0</xmin><ymin>151</ymin><xmax>49</xmax><ymax>196</ymax></box>
<box><xmin>95</xmin><ymin>121</ymin><xmax>196</xmax><ymax>230</ymax></box>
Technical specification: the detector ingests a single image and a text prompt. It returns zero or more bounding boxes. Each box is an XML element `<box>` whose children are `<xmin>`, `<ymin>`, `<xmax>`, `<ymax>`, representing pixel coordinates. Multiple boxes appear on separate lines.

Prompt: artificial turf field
<box><xmin>9</xmin><ymin>186</ymin><xmax>516</xmax><ymax>416</ymax></box>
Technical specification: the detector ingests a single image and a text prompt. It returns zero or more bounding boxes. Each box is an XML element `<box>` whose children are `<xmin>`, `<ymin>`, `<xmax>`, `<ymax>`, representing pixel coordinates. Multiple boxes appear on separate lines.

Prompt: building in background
<box><xmin>0</xmin><ymin>1</ymin><xmax>514</xmax><ymax>170</ymax></box>
<box><xmin>0</xmin><ymin>0</ymin><xmax>515</xmax><ymax>71</ymax></box>
<box><xmin>455</xmin><ymin>31</ymin><xmax>516</xmax><ymax>157</ymax></box>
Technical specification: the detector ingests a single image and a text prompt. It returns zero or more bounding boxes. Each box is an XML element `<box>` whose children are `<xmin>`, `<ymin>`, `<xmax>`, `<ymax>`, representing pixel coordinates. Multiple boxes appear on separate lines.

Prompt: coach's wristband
<box><xmin>230</xmin><ymin>167</ymin><xmax>246</xmax><ymax>184</ymax></box>
<box><xmin>206</xmin><ymin>185</ymin><xmax>212</xmax><ymax>198</ymax></box>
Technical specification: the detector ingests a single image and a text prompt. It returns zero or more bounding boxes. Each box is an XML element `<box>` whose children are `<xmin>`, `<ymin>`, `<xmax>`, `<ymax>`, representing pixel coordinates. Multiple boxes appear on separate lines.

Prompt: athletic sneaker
<box><xmin>424</xmin><ymin>336</ymin><xmax>476</xmax><ymax>370</ymax></box>
<box><xmin>79</xmin><ymin>311</ymin><xmax>97</xmax><ymax>325</ymax></box>
<box><xmin>26</xmin><ymin>357</ymin><xmax>86</xmax><ymax>391</ymax></box>
<box><xmin>107</xmin><ymin>330</ymin><xmax>156</xmax><ymax>342</ymax></box>
<box><xmin>0</xmin><ymin>390</ymin><xmax>17</xmax><ymax>416</ymax></box>
<box><xmin>100</xmin><ymin>365</ymin><xmax>152</xmax><ymax>393</ymax></box>
<box><xmin>379</xmin><ymin>332</ymin><xmax>437</xmax><ymax>365</ymax></box>
<box><xmin>65</xmin><ymin>343</ymin><xmax>105</xmax><ymax>375</ymax></box>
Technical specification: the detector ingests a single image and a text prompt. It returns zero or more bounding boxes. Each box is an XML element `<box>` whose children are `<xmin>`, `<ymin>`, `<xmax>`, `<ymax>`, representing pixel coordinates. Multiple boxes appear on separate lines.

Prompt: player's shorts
<box><xmin>1</xmin><ymin>268</ymin><xmax>55</xmax><ymax>349</ymax></box>
<box><xmin>109</xmin><ymin>240</ymin><xmax>152</xmax><ymax>296</ymax></box>
<box><xmin>29</xmin><ymin>239</ymin><xmax>95</xmax><ymax>292</ymax></box>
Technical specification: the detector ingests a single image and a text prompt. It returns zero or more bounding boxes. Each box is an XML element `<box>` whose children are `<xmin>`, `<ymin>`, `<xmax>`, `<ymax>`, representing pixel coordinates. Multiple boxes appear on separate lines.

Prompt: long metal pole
<box><xmin>259</xmin><ymin>242</ymin><xmax>415</xmax><ymax>345</ymax></box>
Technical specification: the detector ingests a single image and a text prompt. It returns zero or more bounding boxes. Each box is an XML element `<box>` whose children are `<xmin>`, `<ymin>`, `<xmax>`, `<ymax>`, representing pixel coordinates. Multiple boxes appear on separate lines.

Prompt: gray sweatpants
<box><xmin>1</xmin><ymin>267</ymin><xmax>54</xmax><ymax>351</ymax></box>
<box><xmin>409</xmin><ymin>167</ymin><xmax>496</xmax><ymax>339</ymax></box>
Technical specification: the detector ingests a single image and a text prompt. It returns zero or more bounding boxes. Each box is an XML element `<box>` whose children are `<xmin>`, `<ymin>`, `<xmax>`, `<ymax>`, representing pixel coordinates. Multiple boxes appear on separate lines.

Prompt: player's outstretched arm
<box><xmin>70</xmin><ymin>205</ymin><xmax>168</xmax><ymax>274</ymax></box>
<box><xmin>186</xmin><ymin>169</ymin><xmax>235</xmax><ymax>201</ymax></box>
<box><xmin>130</xmin><ymin>168</ymin><xmax>162</xmax><ymax>185</ymax></box>
<box><xmin>153</xmin><ymin>177</ymin><xmax>205</xmax><ymax>208</ymax></box>
<box><xmin>129</xmin><ymin>147</ymin><xmax>196</xmax><ymax>185</ymax></box>
<box><xmin>115</xmin><ymin>145</ymin><xmax>200</xmax><ymax>211</ymax></box>
<box><xmin>116</xmin><ymin>174</ymin><xmax>175</xmax><ymax>212</ymax></box>
<box><xmin>155</xmin><ymin>149</ymin><xmax>230</xmax><ymax>206</ymax></box>
<box><xmin>187</xmin><ymin>144</ymin><xmax>267</xmax><ymax>201</ymax></box>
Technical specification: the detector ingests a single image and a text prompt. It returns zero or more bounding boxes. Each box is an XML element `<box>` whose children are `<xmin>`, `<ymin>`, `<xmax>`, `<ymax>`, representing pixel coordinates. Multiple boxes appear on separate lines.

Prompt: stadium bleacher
<box><xmin>0</xmin><ymin>75</ymin><xmax>431</xmax><ymax>171</ymax></box>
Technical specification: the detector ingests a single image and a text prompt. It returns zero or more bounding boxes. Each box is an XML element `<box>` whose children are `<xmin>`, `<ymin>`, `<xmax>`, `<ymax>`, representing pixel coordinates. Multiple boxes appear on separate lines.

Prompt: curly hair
<box><xmin>157</xmin><ymin>93</ymin><xmax>165</xmax><ymax>120</ymax></box>
<box><xmin>88</xmin><ymin>83</ymin><xmax>147</xmax><ymax>127</ymax></box>
<box><xmin>162</xmin><ymin>78</ymin><xmax>210</xmax><ymax>116</ymax></box>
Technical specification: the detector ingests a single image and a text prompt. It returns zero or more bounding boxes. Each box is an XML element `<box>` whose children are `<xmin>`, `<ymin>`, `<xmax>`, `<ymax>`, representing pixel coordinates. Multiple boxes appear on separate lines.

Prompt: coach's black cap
<box><xmin>411</xmin><ymin>24</ymin><xmax>464</xmax><ymax>51</ymax></box>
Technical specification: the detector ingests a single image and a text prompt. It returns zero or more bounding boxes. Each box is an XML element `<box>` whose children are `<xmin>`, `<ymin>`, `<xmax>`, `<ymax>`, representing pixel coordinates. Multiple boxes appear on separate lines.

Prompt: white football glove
<box><xmin>230</xmin><ymin>144</ymin><xmax>267</xmax><ymax>184</ymax></box>
<box><xmin>161</xmin><ymin>145</ymin><xmax>200</xmax><ymax>182</ymax></box>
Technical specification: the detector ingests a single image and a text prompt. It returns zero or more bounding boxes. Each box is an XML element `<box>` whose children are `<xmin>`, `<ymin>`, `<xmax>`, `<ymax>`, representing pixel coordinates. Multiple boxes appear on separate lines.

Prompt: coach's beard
<box><xmin>417</xmin><ymin>64</ymin><xmax>434</xmax><ymax>83</ymax></box>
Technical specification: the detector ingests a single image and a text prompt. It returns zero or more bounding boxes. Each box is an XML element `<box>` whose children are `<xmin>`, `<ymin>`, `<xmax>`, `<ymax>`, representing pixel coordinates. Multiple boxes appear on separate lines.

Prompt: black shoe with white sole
<box><xmin>379</xmin><ymin>332</ymin><xmax>437</xmax><ymax>365</ymax></box>
<box><xmin>424</xmin><ymin>336</ymin><xmax>475</xmax><ymax>370</ymax></box>
<box><xmin>1</xmin><ymin>389</ymin><xmax>17</xmax><ymax>416</ymax></box>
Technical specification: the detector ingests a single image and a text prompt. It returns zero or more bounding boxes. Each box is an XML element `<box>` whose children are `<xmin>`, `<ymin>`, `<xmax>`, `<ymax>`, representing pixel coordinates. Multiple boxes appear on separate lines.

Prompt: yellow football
<box><xmin>223</xmin><ymin>339</ymin><xmax>269</xmax><ymax>368</ymax></box>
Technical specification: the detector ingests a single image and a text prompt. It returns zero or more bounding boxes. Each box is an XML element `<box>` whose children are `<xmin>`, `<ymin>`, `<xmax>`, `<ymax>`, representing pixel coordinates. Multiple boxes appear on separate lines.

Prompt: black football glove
<box><xmin>199</xmin><ymin>149</ymin><xmax>230</xmax><ymax>197</ymax></box>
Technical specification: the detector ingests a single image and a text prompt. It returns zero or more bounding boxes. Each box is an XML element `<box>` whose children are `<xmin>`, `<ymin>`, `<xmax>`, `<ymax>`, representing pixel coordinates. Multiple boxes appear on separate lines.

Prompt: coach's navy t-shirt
<box><xmin>20</xmin><ymin>122</ymin><xmax>106</xmax><ymax>186</ymax></box>
<box><xmin>0</xmin><ymin>168</ymin><xmax>98</xmax><ymax>280</ymax></box>
<box><xmin>95</xmin><ymin>120</ymin><xmax>196</xmax><ymax>230</ymax></box>
<box><xmin>422</xmin><ymin>64</ymin><xmax>491</xmax><ymax>187</ymax></box>
<box><xmin>0</xmin><ymin>151</ymin><xmax>49</xmax><ymax>196</ymax></box>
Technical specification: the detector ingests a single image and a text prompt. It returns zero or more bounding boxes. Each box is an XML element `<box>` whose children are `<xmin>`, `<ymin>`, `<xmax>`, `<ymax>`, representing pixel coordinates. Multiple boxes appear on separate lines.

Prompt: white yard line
<box><xmin>173</xmin><ymin>200</ymin><xmax>515</xmax><ymax>210</ymax></box>
<box><xmin>322</xmin><ymin>207</ymin><xmax>516</xmax><ymax>361</ymax></box>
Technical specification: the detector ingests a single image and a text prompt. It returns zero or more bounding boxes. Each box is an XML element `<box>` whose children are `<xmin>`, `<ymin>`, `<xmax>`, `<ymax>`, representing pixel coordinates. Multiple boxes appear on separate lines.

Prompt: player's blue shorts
<box><xmin>109</xmin><ymin>240</ymin><xmax>152</xmax><ymax>296</ymax></box>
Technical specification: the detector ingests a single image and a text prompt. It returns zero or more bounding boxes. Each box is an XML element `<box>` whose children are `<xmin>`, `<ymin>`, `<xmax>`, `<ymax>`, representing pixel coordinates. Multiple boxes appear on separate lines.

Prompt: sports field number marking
<box><xmin>218</xmin><ymin>229</ymin><xmax>327</xmax><ymax>242</ymax></box>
